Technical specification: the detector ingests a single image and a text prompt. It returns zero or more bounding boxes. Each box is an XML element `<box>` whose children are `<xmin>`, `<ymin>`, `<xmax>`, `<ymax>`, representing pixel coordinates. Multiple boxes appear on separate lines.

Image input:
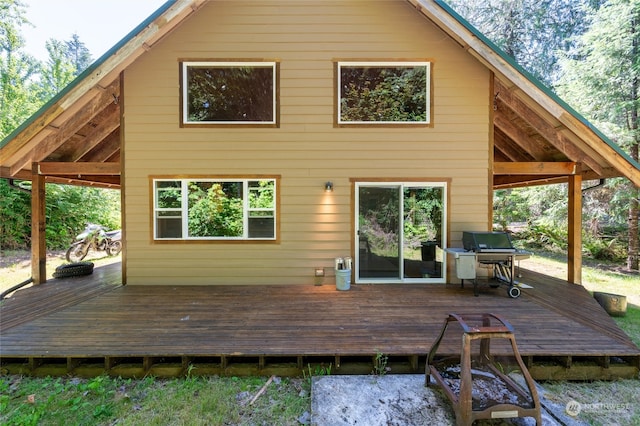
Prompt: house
<box><xmin>1</xmin><ymin>0</ymin><xmax>639</xmax><ymax>287</ymax></box>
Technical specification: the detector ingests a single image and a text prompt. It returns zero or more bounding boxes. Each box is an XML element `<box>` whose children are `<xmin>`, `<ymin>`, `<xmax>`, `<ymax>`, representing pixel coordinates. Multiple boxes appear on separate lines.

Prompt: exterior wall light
<box><xmin>324</xmin><ymin>181</ymin><xmax>334</xmax><ymax>192</ymax></box>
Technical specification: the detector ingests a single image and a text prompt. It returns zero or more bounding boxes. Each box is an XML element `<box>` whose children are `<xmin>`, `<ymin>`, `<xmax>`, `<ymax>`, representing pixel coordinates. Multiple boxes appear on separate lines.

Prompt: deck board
<box><xmin>1</xmin><ymin>262</ymin><xmax>638</xmax><ymax>379</ymax></box>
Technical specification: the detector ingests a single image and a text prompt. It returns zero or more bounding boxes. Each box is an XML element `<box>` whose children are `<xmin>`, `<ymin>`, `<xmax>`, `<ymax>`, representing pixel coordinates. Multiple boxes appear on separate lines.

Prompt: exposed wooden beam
<box><xmin>494</xmin><ymin>80</ymin><xmax>605</xmax><ymax>175</ymax></box>
<box><xmin>38</xmin><ymin>162</ymin><xmax>121</xmax><ymax>176</ymax></box>
<box><xmin>0</xmin><ymin>166</ymin><xmax>32</xmax><ymax>180</ymax></box>
<box><xmin>494</xmin><ymin>128</ymin><xmax>533</xmax><ymax>162</ymax></box>
<box><xmin>494</xmin><ymin>162</ymin><xmax>577</xmax><ymax>175</ymax></box>
<box><xmin>568</xmin><ymin>173</ymin><xmax>583</xmax><ymax>284</ymax></box>
<box><xmin>45</xmin><ymin>175</ymin><xmax>121</xmax><ymax>188</ymax></box>
<box><xmin>494</xmin><ymin>111</ymin><xmax>548</xmax><ymax>161</ymax></box>
<box><xmin>59</xmin><ymin>104</ymin><xmax>120</xmax><ymax>162</ymax></box>
<box><xmin>81</xmin><ymin>129</ymin><xmax>120</xmax><ymax>162</ymax></box>
<box><xmin>9</xmin><ymin>79</ymin><xmax>120</xmax><ymax>175</ymax></box>
<box><xmin>494</xmin><ymin>175</ymin><xmax>569</xmax><ymax>189</ymax></box>
<box><xmin>31</xmin><ymin>165</ymin><xmax>46</xmax><ymax>284</ymax></box>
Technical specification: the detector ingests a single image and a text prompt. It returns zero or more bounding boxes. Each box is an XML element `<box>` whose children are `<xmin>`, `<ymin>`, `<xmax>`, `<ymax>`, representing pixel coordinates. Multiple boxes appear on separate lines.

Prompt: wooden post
<box><xmin>568</xmin><ymin>173</ymin><xmax>582</xmax><ymax>284</ymax></box>
<box><xmin>31</xmin><ymin>163</ymin><xmax>47</xmax><ymax>284</ymax></box>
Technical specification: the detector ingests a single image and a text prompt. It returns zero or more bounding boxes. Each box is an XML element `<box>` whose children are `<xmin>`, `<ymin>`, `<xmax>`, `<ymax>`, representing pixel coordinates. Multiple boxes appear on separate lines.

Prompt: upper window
<box><xmin>337</xmin><ymin>61</ymin><xmax>431</xmax><ymax>125</ymax></box>
<box><xmin>181</xmin><ymin>61</ymin><xmax>278</xmax><ymax>126</ymax></box>
<box><xmin>153</xmin><ymin>177</ymin><xmax>278</xmax><ymax>241</ymax></box>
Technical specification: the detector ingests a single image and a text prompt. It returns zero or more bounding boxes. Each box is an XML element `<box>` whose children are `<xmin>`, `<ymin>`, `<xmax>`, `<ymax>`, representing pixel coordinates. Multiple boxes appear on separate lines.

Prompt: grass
<box><xmin>524</xmin><ymin>250</ymin><xmax>640</xmax><ymax>348</ymax></box>
<box><xmin>522</xmin><ymin>251</ymin><xmax>640</xmax><ymax>426</ymax></box>
<box><xmin>0</xmin><ymin>375</ymin><xmax>310</xmax><ymax>426</ymax></box>
<box><xmin>1</xmin><ymin>250</ymin><xmax>639</xmax><ymax>425</ymax></box>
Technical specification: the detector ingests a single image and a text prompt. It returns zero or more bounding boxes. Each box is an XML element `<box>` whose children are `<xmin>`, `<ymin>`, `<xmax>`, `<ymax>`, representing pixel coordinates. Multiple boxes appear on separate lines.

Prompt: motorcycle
<box><xmin>66</xmin><ymin>223</ymin><xmax>123</xmax><ymax>262</ymax></box>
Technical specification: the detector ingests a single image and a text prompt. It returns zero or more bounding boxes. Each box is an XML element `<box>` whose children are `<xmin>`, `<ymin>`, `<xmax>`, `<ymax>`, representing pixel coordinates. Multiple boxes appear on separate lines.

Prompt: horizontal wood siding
<box><xmin>123</xmin><ymin>0</ymin><xmax>490</xmax><ymax>285</ymax></box>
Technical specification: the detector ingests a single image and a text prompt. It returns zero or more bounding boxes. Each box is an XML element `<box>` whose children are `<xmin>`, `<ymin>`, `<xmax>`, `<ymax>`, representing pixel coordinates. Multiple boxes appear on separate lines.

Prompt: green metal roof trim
<box><xmin>0</xmin><ymin>0</ymin><xmax>176</xmax><ymax>149</ymax></box>
<box><xmin>435</xmin><ymin>0</ymin><xmax>640</xmax><ymax>169</ymax></box>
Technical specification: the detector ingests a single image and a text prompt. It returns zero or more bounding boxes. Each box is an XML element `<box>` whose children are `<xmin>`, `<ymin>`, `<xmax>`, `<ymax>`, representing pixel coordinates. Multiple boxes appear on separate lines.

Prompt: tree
<box><xmin>556</xmin><ymin>0</ymin><xmax>640</xmax><ymax>270</ymax></box>
<box><xmin>446</xmin><ymin>0</ymin><xmax>603</xmax><ymax>88</ymax></box>
<box><xmin>64</xmin><ymin>33</ymin><xmax>92</xmax><ymax>75</ymax></box>
<box><xmin>0</xmin><ymin>0</ymin><xmax>40</xmax><ymax>138</ymax></box>
<box><xmin>36</xmin><ymin>38</ymin><xmax>77</xmax><ymax>101</ymax></box>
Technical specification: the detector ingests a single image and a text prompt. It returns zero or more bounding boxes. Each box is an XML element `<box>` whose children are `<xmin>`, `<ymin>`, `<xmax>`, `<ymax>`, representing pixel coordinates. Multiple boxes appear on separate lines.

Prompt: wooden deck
<box><xmin>1</xmin><ymin>263</ymin><xmax>638</xmax><ymax>380</ymax></box>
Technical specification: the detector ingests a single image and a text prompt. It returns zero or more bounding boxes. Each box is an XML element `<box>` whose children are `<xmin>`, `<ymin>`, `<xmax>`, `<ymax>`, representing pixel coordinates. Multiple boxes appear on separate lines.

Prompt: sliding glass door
<box><xmin>356</xmin><ymin>182</ymin><xmax>446</xmax><ymax>283</ymax></box>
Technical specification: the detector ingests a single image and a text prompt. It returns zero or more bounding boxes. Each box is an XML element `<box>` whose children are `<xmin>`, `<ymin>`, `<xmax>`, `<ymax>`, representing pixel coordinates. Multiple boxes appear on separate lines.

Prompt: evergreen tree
<box><xmin>556</xmin><ymin>0</ymin><xmax>640</xmax><ymax>270</ymax></box>
<box><xmin>65</xmin><ymin>32</ymin><xmax>92</xmax><ymax>75</ymax></box>
<box><xmin>446</xmin><ymin>0</ymin><xmax>604</xmax><ymax>87</ymax></box>
<box><xmin>36</xmin><ymin>38</ymin><xmax>77</xmax><ymax>101</ymax></box>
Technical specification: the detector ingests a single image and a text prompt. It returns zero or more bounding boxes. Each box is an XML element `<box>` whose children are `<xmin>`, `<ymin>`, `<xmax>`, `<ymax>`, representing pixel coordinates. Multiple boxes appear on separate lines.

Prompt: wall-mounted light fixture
<box><xmin>324</xmin><ymin>181</ymin><xmax>334</xmax><ymax>192</ymax></box>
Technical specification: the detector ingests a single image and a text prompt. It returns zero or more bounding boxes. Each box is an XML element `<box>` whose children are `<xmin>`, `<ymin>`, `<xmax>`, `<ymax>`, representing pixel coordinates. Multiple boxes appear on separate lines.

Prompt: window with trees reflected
<box><xmin>181</xmin><ymin>61</ymin><xmax>278</xmax><ymax>125</ymax></box>
<box><xmin>337</xmin><ymin>61</ymin><xmax>431</xmax><ymax>125</ymax></box>
<box><xmin>153</xmin><ymin>178</ymin><xmax>278</xmax><ymax>240</ymax></box>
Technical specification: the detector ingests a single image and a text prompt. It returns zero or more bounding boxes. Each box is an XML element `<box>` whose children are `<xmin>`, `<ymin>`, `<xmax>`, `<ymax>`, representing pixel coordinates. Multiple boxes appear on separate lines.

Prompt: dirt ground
<box><xmin>0</xmin><ymin>250</ymin><xmax>119</xmax><ymax>295</ymax></box>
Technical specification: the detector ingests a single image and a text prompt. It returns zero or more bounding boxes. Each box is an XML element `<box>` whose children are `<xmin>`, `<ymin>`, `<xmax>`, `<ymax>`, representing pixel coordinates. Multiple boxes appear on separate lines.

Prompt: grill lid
<box><xmin>462</xmin><ymin>231</ymin><xmax>516</xmax><ymax>253</ymax></box>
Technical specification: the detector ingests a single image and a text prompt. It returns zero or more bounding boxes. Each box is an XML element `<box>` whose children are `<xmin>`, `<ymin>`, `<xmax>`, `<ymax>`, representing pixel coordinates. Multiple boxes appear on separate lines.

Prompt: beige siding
<box><xmin>123</xmin><ymin>0</ymin><xmax>491</xmax><ymax>285</ymax></box>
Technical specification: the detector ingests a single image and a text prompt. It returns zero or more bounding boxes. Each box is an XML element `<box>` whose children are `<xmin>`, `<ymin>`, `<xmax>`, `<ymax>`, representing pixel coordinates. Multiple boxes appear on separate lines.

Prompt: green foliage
<box><xmin>493</xmin><ymin>189</ymin><xmax>531</xmax><ymax>230</ymax></box>
<box><xmin>1</xmin><ymin>375</ymin><xmax>310</xmax><ymax>426</ymax></box>
<box><xmin>0</xmin><ymin>180</ymin><xmax>31</xmax><ymax>249</ymax></box>
<box><xmin>64</xmin><ymin>33</ymin><xmax>92</xmax><ymax>75</ymax></box>
<box><xmin>187</xmin><ymin>65</ymin><xmax>274</xmax><ymax>122</ymax></box>
<box><xmin>188</xmin><ymin>182</ymin><xmax>243</xmax><ymax>237</ymax></box>
<box><xmin>447</xmin><ymin>0</ymin><xmax>602</xmax><ymax>87</ymax></box>
<box><xmin>582</xmin><ymin>234</ymin><xmax>626</xmax><ymax>262</ymax></box>
<box><xmin>1</xmin><ymin>2</ymin><xmax>93</xmax><ymax>141</ymax></box>
<box><xmin>35</xmin><ymin>39</ymin><xmax>78</xmax><ymax>101</ymax></box>
<box><xmin>0</xmin><ymin>180</ymin><xmax>120</xmax><ymax>250</ymax></box>
<box><xmin>516</xmin><ymin>222</ymin><xmax>568</xmax><ymax>252</ymax></box>
<box><xmin>0</xmin><ymin>0</ymin><xmax>41</xmax><ymax>138</ymax></box>
<box><xmin>340</xmin><ymin>65</ymin><xmax>427</xmax><ymax>122</ymax></box>
<box><xmin>373</xmin><ymin>351</ymin><xmax>390</xmax><ymax>376</ymax></box>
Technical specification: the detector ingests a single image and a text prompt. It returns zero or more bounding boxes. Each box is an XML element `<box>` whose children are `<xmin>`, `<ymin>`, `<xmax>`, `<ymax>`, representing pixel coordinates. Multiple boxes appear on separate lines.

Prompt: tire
<box><xmin>107</xmin><ymin>240</ymin><xmax>122</xmax><ymax>256</ymax></box>
<box><xmin>66</xmin><ymin>242</ymin><xmax>89</xmax><ymax>262</ymax></box>
<box><xmin>508</xmin><ymin>286</ymin><xmax>521</xmax><ymax>299</ymax></box>
<box><xmin>53</xmin><ymin>262</ymin><xmax>94</xmax><ymax>279</ymax></box>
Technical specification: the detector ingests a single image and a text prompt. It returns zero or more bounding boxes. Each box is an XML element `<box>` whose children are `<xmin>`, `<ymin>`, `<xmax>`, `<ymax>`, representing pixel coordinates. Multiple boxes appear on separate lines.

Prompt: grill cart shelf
<box><xmin>446</xmin><ymin>231</ymin><xmax>532</xmax><ymax>298</ymax></box>
<box><xmin>426</xmin><ymin>313</ymin><xmax>541</xmax><ymax>426</ymax></box>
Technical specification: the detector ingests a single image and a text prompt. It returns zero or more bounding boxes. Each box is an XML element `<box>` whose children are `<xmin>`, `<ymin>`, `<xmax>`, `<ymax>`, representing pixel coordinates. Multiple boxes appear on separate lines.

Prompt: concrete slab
<box><xmin>311</xmin><ymin>374</ymin><xmax>454</xmax><ymax>425</ymax></box>
<box><xmin>311</xmin><ymin>374</ymin><xmax>574</xmax><ymax>426</ymax></box>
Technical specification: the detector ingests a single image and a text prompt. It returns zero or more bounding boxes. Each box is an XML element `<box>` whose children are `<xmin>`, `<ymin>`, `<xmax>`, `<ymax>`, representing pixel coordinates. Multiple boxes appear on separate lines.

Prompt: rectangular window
<box><xmin>337</xmin><ymin>61</ymin><xmax>431</xmax><ymax>125</ymax></box>
<box><xmin>181</xmin><ymin>61</ymin><xmax>278</xmax><ymax>126</ymax></box>
<box><xmin>153</xmin><ymin>177</ymin><xmax>277</xmax><ymax>241</ymax></box>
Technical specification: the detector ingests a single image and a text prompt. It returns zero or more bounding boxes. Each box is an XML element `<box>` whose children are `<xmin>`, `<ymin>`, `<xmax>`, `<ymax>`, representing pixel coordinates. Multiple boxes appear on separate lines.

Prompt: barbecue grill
<box><xmin>446</xmin><ymin>231</ymin><xmax>532</xmax><ymax>298</ymax></box>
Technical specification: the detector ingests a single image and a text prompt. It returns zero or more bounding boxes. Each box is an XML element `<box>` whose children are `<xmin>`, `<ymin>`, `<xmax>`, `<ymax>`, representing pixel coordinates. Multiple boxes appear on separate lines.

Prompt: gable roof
<box><xmin>1</xmin><ymin>0</ymin><xmax>638</xmax><ymax>188</ymax></box>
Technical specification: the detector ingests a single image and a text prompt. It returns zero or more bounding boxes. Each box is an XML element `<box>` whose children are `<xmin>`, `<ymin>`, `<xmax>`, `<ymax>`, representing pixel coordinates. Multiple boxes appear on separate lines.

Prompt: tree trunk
<box><xmin>628</xmin><ymin>9</ymin><xmax>639</xmax><ymax>271</ymax></box>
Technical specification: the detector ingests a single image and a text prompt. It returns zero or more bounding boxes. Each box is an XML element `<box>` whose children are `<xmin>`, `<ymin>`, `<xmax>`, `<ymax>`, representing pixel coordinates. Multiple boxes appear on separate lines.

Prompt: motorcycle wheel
<box><xmin>66</xmin><ymin>242</ymin><xmax>89</xmax><ymax>262</ymax></box>
<box><xmin>107</xmin><ymin>240</ymin><xmax>122</xmax><ymax>256</ymax></box>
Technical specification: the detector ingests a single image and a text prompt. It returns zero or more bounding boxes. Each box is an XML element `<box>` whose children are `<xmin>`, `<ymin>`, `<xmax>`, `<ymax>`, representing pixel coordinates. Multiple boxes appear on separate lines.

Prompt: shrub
<box><xmin>0</xmin><ymin>180</ymin><xmax>120</xmax><ymax>250</ymax></box>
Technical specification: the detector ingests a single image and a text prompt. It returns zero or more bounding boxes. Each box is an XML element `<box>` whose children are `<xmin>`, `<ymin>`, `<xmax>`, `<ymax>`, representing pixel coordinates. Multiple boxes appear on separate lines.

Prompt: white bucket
<box><xmin>335</xmin><ymin>269</ymin><xmax>351</xmax><ymax>291</ymax></box>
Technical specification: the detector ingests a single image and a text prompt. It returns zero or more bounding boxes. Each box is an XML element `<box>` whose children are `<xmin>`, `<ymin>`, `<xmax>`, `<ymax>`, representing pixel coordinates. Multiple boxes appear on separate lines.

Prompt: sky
<box><xmin>22</xmin><ymin>0</ymin><xmax>168</xmax><ymax>62</ymax></box>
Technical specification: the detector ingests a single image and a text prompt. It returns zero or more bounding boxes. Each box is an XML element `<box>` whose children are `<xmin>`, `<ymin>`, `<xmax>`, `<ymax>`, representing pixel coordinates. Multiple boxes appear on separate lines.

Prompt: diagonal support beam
<box><xmin>494</xmin><ymin>80</ymin><xmax>604</xmax><ymax>175</ymax></box>
<box><xmin>10</xmin><ymin>79</ymin><xmax>120</xmax><ymax>175</ymax></box>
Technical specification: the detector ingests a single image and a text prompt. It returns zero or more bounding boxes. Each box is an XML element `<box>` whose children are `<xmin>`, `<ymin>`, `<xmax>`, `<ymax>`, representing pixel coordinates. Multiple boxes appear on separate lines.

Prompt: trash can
<box><xmin>335</xmin><ymin>257</ymin><xmax>351</xmax><ymax>291</ymax></box>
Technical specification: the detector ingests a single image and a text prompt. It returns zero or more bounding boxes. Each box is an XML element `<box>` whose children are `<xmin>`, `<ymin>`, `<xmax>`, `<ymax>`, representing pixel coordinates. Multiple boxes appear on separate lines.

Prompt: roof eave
<box><xmin>409</xmin><ymin>0</ymin><xmax>640</xmax><ymax>187</ymax></box>
<box><xmin>0</xmin><ymin>0</ymin><xmax>206</xmax><ymax>158</ymax></box>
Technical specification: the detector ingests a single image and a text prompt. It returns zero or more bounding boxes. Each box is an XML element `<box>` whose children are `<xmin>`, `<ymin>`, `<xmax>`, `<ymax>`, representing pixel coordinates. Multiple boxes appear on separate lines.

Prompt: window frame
<box><xmin>152</xmin><ymin>176</ymin><xmax>280</xmax><ymax>242</ymax></box>
<box><xmin>180</xmin><ymin>60</ymin><xmax>279</xmax><ymax>127</ymax></box>
<box><xmin>336</xmin><ymin>61</ymin><xmax>432</xmax><ymax>126</ymax></box>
